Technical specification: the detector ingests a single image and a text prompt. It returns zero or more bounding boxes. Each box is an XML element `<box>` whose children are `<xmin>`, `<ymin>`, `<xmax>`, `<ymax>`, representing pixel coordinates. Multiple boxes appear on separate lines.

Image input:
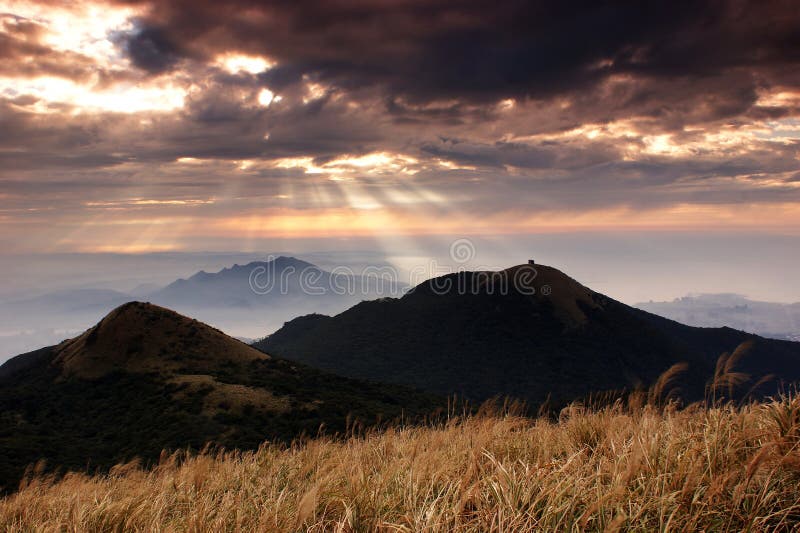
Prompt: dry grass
<box><xmin>3</xmin><ymin>392</ymin><xmax>800</xmax><ymax>532</ymax></box>
<box><xmin>56</xmin><ymin>302</ymin><xmax>268</xmax><ymax>380</ymax></box>
<box><xmin>169</xmin><ymin>374</ymin><xmax>291</xmax><ymax>416</ymax></box>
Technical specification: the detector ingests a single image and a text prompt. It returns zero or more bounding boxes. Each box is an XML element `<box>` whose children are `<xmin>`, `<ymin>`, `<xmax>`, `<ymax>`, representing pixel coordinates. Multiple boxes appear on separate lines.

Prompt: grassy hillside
<box><xmin>2</xmin><ymin>392</ymin><xmax>800</xmax><ymax>531</ymax></box>
<box><xmin>0</xmin><ymin>303</ymin><xmax>442</xmax><ymax>492</ymax></box>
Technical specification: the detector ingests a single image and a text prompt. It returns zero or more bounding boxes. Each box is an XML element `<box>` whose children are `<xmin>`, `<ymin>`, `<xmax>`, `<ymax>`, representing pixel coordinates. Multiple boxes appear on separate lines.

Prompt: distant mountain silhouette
<box><xmin>151</xmin><ymin>256</ymin><xmax>320</xmax><ymax>307</ymax></box>
<box><xmin>0</xmin><ymin>256</ymin><xmax>405</xmax><ymax>361</ymax></box>
<box><xmin>636</xmin><ymin>294</ymin><xmax>800</xmax><ymax>341</ymax></box>
<box><xmin>0</xmin><ymin>302</ymin><xmax>439</xmax><ymax>492</ymax></box>
<box><xmin>146</xmin><ymin>256</ymin><xmax>406</xmax><ymax>337</ymax></box>
<box><xmin>257</xmin><ymin>264</ymin><xmax>800</xmax><ymax>405</ymax></box>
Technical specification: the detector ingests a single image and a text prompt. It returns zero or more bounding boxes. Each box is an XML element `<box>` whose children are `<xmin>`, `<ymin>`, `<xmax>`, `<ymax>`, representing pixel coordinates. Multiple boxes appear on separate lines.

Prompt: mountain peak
<box><xmin>408</xmin><ymin>263</ymin><xmax>598</xmax><ymax>325</ymax></box>
<box><xmin>53</xmin><ymin>301</ymin><xmax>268</xmax><ymax>379</ymax></box>
<box><xmin>501</xmin><ymin>263</ymin><xmax>599</xmax><ymax>324</ymax></box>
<box><xmin>261</xmin><ymin>256</ymin><xmax>318</xmax><ymax>270</ymax></box>
<box><xmin>183</xmin><ymin>256</ymin><xmax>320</xmax><ymax>282</ymax></box>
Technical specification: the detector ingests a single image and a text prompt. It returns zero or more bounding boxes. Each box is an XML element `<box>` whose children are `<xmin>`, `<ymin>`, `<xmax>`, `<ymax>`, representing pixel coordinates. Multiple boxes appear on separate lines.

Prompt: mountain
<box><xmin>0</xmin><ymin>256</ymin><xmax>405</xmax><ymax>363</ymax></box>
<box><xmin>146</xmin><ymin>256</ymin><xmax>406</xmax><ymax>339</ymax></box>
<box><xmin>257</xmin><ymin>264</ymin><xmax>800</xmax><ymax>405</ymax></box>
<box><xmin>636</xmin><ymin>294</ymin><xmax>800</xmax><ymax>341</ymax></box>
<box><xmin>0</xmin><ymin>302</ymin><xmax>440</xmax><ymax>492</ymax></box>
<box><xmin>151</xmin><ymin>256</ymin><xmax>320</xmax><ymax>307</ymax></box>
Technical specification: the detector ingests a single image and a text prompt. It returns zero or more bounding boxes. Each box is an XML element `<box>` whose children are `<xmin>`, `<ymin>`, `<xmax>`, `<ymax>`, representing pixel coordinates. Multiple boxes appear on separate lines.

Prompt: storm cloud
<box><xmin>0</xmin><ymin>0</ymin><xmax>799</xmax><ymax>253</ymax></box>
<box><xmin>113</xmin><ymin>1</ymin><xmax>798</xmax><ymax>100</ymax></box>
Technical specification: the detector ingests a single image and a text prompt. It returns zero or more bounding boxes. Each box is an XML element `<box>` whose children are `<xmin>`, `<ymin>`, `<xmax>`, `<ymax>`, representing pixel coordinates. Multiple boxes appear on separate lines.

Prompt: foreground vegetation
<box><xmin>0</xmin><ymin>302</ymin><xmax>442</xmax><ymax>491</ymax></box>
<box><xmin>2</xmin><ymin>390</ymin><xmax>800</xmax><ymax>532</ymax></box>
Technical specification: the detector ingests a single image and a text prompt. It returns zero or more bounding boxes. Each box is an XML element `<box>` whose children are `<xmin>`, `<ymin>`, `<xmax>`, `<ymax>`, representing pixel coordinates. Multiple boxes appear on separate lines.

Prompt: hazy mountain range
<box><xmin>147</xmin><ymin>256</ymin><xmax>404</xmax><ymax>334</ymax></box>
<box><xmin>5</xmin><ymin>255</ymin><xmax>800</xmax><ymax>365</ymax></box>
<box><xmin>636</xmin><ymin>294</ymin><xmax>800</xmax><ymax>341</ymax></box>
<box><xmin>0</xmin><ymin>256</ymin><xmax>404</xmax><ymax>363</ymax></box>
<box><xmin>5</xmin><ymin>254</ymin><xmax>800</xmax><ymax>364</ymax></box>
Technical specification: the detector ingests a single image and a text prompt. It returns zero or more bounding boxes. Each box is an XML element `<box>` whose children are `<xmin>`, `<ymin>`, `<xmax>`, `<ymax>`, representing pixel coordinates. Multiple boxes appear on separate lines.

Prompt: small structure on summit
<box><xmin>528</xmin><ymin>259</ymin><xmax>536</xmax><ymax>265</ymax></box>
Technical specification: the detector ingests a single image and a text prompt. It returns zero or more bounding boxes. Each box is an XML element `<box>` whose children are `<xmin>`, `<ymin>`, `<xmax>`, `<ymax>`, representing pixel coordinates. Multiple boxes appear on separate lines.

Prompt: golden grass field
<box><xmin>2</xmin><ymin>388</ymin><xmax>800</xmax><ymax>532</ymax></box>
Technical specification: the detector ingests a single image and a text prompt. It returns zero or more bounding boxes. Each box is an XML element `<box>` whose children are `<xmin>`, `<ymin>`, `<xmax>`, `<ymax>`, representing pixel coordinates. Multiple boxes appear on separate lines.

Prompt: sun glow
<box><xmin>0</xmin><ymin>2</ymin><xmax>188</xmax><ymax>113</ymax></box>
<box><xmin>209</xmin><ymin>202</ymin><xmax>800</xmax><ymax>240</ymax></box>
<box><xmin>84</xmin><ymin>198</ymin><xmax>215</xmax><ymax>208</ymax></box>
<box><xmin>1</xmin><ymin>0</ymin><xmax>141</xmax><ymax>66</ymax></box>
<box><xmin>642</xmin><ymin>134</ymin><xmax>687</xmax><ymax>156</ymax></box>
<box><xmin>216</xmin><ymin>53</ymin><xmax>273</xmax><ymax>74</ymax></box>
<box><xmin>302</xmin><ymin>76</ymin><xmax>328</xmax><ymax>104</ymax></box>
<box><xmin>756</xmin><ymin>89</ymin><xmax>800</xmax><ymax>108</ymax></box>
<box><xmin>268</xmin><ymin>152</ymin><xmax>421</xmax><ymax>177</ymax></box>
<box><xmin>1</xmin><ymin>76</ymin><xmax>186</xmax><ymax>113</ymax></box>
<box><xmin>257</xmin><ymin>88</ymin><xmax>281</xmax><ymax>106</ymax></box>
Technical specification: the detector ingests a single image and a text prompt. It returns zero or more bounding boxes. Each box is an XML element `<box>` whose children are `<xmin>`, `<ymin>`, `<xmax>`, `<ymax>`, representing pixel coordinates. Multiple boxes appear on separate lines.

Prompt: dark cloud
<box><xmin>2</xmin><ymin>0</ymin><xmax>800</xmax><ymax>246</ymax></box>
<box><xmin>115</xmin><ymin>0</ymin><xmax>799</xmax><ymax>106</ymax></box>
<box><xmin>124</xmin><ymin>25</ymin><xmax>181</xmax><ymax>74</ymax></box>
<box><xmin>421</xmin><ymin>139</ymin><xmax>556</xmax><ymax>169</ymax></box>
<box><xmin>257</xmin><ymin>65</ymin><xmax>306</xmax><ymax>91</ymax></box>
<box><xmin>0</xmin><ymin>72</ymin><xmax>387</xmax><ymax>170</ymax></box>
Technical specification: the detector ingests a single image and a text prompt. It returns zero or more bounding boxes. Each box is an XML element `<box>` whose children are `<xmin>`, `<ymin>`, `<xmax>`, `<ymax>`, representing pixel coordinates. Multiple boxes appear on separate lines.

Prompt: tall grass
<box><xmin>3</xmin><ymin>347</ymin><xmax>800</xmax><ymax>532</ymax></box>
<box><xmin>2</xmin><ymin>394</ymin><xmax>800</xmax><ymax>531</ymax></box>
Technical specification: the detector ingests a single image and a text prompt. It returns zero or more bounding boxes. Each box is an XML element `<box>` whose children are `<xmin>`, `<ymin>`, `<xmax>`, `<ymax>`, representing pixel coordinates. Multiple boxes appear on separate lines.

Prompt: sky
<box><xmin>0</xmin><ymin>1</ymin><xmax>799</xmax><ymax>279</ymax></box>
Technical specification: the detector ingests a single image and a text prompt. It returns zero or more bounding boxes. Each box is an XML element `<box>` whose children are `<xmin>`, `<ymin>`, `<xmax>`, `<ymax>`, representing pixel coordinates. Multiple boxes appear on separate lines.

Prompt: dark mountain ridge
<box><xmin>257</xmin><ymin>264</ymin><xmax>800</xmax><ymax>405</ymax></box>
